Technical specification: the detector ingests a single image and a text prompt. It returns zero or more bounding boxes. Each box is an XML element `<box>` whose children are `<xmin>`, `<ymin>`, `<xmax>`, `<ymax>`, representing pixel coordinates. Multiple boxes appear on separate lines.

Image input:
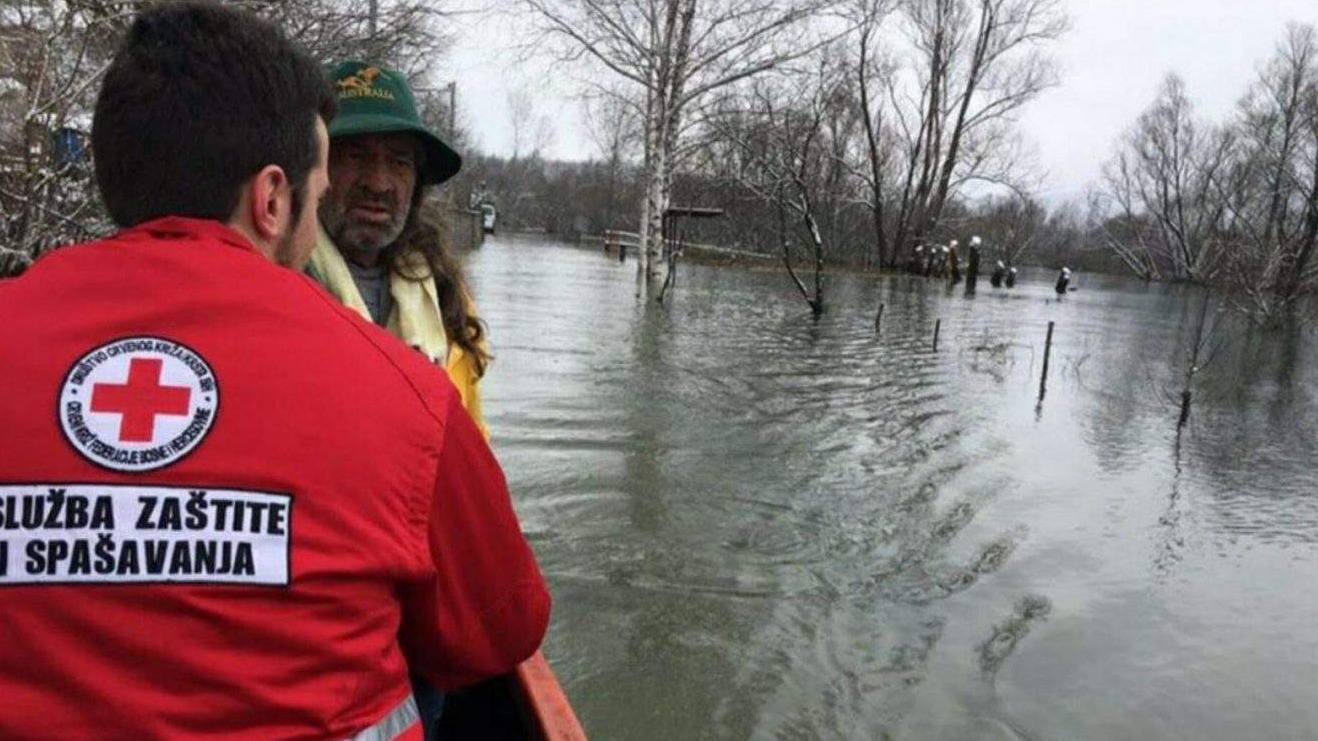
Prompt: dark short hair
<box><xmin>92</xmin><ymin>1</ymin><xmax>337</xmax><ymax>228</ymax></box>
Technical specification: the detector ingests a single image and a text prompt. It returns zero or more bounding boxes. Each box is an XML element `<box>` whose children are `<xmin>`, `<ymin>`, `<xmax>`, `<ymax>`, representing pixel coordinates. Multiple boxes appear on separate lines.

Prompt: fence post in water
<box><xmin>933</xmin><ymin>319</ymin><xmax>941</xmax><ymax>351</ymax></box>
<box><xmin>1039</xmin><ymin>321</ymin><xmax>1055</xmax><ymax>398</ymax></box>
<box><xmin>874</xmin><ymin>303</ymin><xmax>884</xmax><ymax>333</ymax></box>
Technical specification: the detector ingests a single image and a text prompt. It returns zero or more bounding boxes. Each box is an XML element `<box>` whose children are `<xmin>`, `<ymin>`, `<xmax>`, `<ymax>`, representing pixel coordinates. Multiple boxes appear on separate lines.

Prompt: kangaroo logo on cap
<box><xmin>335</xmin><ymin>66</ymin><xmax>395</xmax><ymax>101</ymax></box>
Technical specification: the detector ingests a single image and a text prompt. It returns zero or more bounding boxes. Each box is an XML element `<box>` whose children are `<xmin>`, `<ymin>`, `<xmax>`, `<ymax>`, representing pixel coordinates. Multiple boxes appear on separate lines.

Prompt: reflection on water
<box><xmin>467</xmin><ymin>238</ymin><xmax>1318</xmax><ymax>740</ymax></box>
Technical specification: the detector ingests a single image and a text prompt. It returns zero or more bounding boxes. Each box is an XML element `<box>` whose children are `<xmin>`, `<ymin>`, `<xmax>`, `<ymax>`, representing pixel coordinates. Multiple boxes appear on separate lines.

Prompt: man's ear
<box><xmin>247</xmin><ymin>164</ymin><xmax>292</xmax><ymax>241</ymax></box>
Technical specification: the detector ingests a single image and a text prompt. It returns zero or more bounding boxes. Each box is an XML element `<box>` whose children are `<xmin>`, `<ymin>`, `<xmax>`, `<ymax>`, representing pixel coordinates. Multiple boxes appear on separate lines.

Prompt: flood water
<box><xmin>465</xmin><ymin>236</ymin><xmax>1318</xmax><ymax>741</ymax></box>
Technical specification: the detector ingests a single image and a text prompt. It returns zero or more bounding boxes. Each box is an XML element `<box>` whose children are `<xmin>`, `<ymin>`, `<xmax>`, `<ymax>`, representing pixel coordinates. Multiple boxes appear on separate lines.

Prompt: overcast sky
<box><xmin>445</xmin><ymin>1</ymin><xmax>1318</xmax><ymax>204</ymax></box>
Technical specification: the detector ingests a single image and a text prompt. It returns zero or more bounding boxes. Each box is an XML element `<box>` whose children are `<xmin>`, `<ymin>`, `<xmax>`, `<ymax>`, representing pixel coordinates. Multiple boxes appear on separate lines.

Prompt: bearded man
<box><xmin>309</xmin><ymin>61</ymin><xmax>490</xmax><ymax>435</ymax></box>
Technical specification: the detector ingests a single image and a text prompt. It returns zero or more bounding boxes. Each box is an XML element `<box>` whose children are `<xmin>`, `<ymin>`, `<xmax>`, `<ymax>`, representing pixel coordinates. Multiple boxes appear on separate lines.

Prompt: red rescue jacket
<box><xmin>0</xmin><ymin>217</ymin><xmax>550</xmax><ymax>740</ymax></box>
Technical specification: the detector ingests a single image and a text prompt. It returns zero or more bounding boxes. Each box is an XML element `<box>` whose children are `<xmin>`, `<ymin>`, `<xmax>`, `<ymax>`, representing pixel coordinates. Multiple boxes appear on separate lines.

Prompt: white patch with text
<box><xmin>0</xmin><ymin>484</ymin><xmax>290</xmax><ymax>586</ymax></box>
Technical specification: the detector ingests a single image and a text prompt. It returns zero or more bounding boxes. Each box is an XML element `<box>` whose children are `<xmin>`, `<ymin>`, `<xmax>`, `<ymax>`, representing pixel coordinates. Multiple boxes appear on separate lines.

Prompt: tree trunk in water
<box><xmin>856</xmin><ymin>22</ymin><xmax>889</xmax><ymax>270</ymax></box>
<box><xmin>650</xmin><ymin>1</ymin><xmax>695</xmax><ymax>295</ymax></box>
<box><xmin>641</xmin><ymin>149</ymin><xmax>668</xmax><ymax>283</ymax></box>
<box><xmin>637</xmin><ymin>87</ymin><xmax>669</xmax><ymax>286</ymax></box>
<box><xmin>924</xmin><ymin>4</ymin><xmax>992</xmax><ymax>238</ymax></box>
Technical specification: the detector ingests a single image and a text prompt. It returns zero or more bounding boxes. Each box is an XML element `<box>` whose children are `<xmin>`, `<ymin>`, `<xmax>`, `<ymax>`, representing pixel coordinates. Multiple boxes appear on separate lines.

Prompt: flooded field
<box><xmin>467</xmin><ymin>236</ymin><xmax>1318</xmax><ymax>741</ymax></box>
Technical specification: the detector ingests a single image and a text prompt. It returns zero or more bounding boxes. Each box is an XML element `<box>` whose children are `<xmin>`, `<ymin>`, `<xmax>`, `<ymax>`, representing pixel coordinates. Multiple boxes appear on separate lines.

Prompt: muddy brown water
<box><xmin>466</xmin><ymin>236</ymin><xmax>1318</xmax><ymax>741</ymax></box>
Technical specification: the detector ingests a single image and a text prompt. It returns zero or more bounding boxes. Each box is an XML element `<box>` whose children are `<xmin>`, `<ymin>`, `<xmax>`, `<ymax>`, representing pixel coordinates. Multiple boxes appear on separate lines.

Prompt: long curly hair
<box><xmin>385</xmin><ymin>186</ymin><xmax>490</xmax><ymax>377</ymax></box>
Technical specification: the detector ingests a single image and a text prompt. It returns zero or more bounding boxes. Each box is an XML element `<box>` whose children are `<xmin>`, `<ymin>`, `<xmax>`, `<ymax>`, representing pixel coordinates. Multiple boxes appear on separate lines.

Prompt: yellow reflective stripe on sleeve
<box><xmin>344</xmin><ymin>695</ymin><xmax>420</xmax><ymax>741</ymax></box>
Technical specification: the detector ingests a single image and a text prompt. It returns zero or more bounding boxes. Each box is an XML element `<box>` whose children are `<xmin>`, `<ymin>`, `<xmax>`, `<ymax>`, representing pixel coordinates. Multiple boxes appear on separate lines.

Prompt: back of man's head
<box><xmin>92</xmin><ymin>1</ymin><xmax>337</xmax><ymax>228</ymax></box>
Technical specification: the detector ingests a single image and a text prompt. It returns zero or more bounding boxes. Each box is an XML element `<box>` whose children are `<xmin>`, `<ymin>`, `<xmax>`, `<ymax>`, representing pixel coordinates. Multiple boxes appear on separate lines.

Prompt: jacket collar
<box><xmin>123</xmin><ymin>216</ymin><xmax>260</xmax><ymax>254</ymax></box>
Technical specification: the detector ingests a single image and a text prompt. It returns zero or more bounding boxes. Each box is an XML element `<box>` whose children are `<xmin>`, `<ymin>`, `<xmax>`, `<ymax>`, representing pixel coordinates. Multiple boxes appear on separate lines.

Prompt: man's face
<box><xmin>320</xmin><ymin>132</ymin><xmax>419</xmax><ymax>264</ymax></box>
<box><xmin>275</xmin><ymin>118</ymin><xmax>330</xmax><ymax>268</ymax></box>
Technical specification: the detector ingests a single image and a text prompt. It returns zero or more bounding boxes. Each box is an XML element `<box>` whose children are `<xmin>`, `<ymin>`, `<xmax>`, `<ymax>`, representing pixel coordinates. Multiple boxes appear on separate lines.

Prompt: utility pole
<box><xmin>445</xmin><ymin>81</ymin><xmax>456</xmax><ymax>138</ymax></box>
<box><xmin>368</xmin><ymin>0</ymin><xmax>378</xmax><ymax>41</ymax></box>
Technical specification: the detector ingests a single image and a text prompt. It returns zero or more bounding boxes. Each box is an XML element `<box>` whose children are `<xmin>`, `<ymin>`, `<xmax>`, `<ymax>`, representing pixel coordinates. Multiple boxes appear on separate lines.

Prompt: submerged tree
<box><xmin>1217</xmin><ymin>24</ymin><xmax>1318</xmax><ymax>315</ymax></box>
<box><xmin>851</xmin><ymin>0</ymin><xmax>1067</xmax><ymax>269</ymax></box>
<box><xmin>1096</xmin><ymin>24</ymin><xmax>1318</xmax><ymax>320</ymax></box>
<box><xmin>1099</xmin><ymin>75</ymin><xmax>1234</xmax><ymax>284</ymax></box>
<box><xmin>701</xmin><ymin>57</ymin><xmax>856</xmax><ymax>317</ymax></box>
<box><xmin>518</xmin><ymin>0</ymin><xmax>842</xmax><ymax>291</ymax></box>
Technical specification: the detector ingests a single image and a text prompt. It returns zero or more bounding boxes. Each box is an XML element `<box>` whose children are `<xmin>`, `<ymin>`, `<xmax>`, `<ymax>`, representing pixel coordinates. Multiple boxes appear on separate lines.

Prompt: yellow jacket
<box><xmin>307</xmin><ymin>229</ymin><xmax>489</xmax><ymax>437</ymax></box>
<box><xmin>444</xmin><ymin>342</ymin><xmax>486</xmax><ymax>438</ymax></box>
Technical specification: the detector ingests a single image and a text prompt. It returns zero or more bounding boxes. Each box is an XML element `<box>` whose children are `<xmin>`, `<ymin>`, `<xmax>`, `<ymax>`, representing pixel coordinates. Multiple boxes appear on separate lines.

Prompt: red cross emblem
<box><xmin>90</xmin><ymin>357</ymin><xmax>192</xmax><ymax>442</ymax></box>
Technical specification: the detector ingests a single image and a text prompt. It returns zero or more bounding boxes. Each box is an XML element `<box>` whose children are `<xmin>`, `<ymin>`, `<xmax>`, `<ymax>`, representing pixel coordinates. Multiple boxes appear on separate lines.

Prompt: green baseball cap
<box><xmin>326</xmin><ymin>61</ymin><xmax>461</xmax><ymax>185</ymax></box>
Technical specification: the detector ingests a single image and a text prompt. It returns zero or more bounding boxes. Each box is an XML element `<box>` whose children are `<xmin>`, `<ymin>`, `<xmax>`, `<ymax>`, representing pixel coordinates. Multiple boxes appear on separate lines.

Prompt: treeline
<box><xmin>456</xmin><ymin>155</ymin><xmax>1125</xmax><ymax>274</ymax></box>
<box><xmin>456</xmin><ymin>155</ymin><xmax>645</xmax><ymax>237</ymax></box>
<box><xmin>518</xmin><ymin>0</ymin><xmax>1071</xmax><ymax>290</ymax></box>
<box><xmin>514</xmin><ymin>1</ymin><xmax>1317</xmax><ymax>320</ymax></box>
<box><xmin>1094</xmin><ymin>26</ymin><xmax>1318</xmax><ymax>317</ymax></box>
<box><xmin>683</xmin><ymin>18</ymin><xmax>1318</xmax><ymax>319</ymax></box>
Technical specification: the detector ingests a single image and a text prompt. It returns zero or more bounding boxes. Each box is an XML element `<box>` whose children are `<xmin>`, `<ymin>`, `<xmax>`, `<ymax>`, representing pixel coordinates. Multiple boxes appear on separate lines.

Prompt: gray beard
<box><xmin>320</xmin><ymin>201</ymin><xmax>408</xmax><ymax>259</ymax></box>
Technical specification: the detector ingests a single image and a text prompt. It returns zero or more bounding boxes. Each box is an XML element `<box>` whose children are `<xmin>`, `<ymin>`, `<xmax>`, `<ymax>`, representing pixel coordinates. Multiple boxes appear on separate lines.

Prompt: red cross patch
<box><xmin>90</xmin><ymin>357</ymin><xmax>193</xmax><ymax>442</ymax></box>
<box><xmin>59</xmin><ymin>337</ymin><xmax>219</xmax><ymax>472</ymax></box>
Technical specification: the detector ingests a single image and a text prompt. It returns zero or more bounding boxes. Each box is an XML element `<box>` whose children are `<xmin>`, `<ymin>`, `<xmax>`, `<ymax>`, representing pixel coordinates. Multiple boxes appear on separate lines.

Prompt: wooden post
<box><xmin>1178</xmin><ymin>290</ymin><xmax>1212</xmax><ymax>429</ymax></box>
<box><xmin>1039</xmin><ymin>321</ymin><xmax>1055</xmax><ymax>398</ymax></box>
<box><xmin>933</xmin><ymin>319</ymin><xmax>941</xmax><ymax>351</ymax></box>
<box><xmin>874</xmin><ymin>303</ymin><xmax>884</xmax><ymax>332</ymax></box>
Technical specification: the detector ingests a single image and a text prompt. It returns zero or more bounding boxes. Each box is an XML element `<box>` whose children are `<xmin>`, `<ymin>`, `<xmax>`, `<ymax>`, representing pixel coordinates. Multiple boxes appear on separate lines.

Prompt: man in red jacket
<box><xmin>0</xmin><ymin>4</ymin><xmax>550</xmax><ymax>740</ymax></box>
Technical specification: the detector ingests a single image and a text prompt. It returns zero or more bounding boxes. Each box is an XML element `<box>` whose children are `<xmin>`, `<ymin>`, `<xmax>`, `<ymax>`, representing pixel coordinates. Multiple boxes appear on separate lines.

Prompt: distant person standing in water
<box><xmin>1055</xmin><ymin>266</ymin><xmax>1072</xmax><ymax>295</ymax></box>
<box><xmin>966</xmin><ymin>235</ymin><xmax>982</xmax><ymax>290</ymax></box>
